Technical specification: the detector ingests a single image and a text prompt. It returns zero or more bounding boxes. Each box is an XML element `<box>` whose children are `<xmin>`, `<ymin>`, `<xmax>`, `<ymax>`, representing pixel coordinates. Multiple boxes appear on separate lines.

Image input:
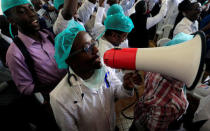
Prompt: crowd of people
<box><xmin>0</xmin><ymin>0</ymin><xmax>210</xmax><ymax>131</ymax></box>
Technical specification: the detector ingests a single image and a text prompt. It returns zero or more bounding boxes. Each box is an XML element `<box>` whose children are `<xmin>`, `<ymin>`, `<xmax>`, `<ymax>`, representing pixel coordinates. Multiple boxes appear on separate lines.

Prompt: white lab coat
<box><xmin>50</xmin><ymin>67</ymin><xmax>133</xmax><ymax>131</ymax></box>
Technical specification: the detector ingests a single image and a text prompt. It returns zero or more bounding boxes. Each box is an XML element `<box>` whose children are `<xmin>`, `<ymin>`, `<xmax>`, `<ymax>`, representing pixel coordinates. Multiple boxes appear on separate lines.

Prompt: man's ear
<box><xmin>6</xmin><ymin>16</ymin><xmax>16</xmax><ymax>26</ymax></box>
<box><xmin>65</xmin><ymin>57</ymin><xmax>71</xmax><ymax>65</ymax></box>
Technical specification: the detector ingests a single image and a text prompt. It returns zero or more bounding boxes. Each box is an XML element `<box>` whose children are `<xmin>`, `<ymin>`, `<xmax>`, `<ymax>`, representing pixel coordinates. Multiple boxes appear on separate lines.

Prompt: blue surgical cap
<box><xmin>107</xmin><ymin>4</ymin><xmax>124</xmax><ymax>16</ymax></box>
<box><xmin>54</xmin><ymin>0</ymin><xmax>64</xmax><ymax>10</ymax></box>
<box><xmin>163</xmin><ymin>32</ymin><xmax>194</xmax><ymax>46</ymax></box>
<box><xmin>55</xmin><ymin>20</ymin><xmax>86</xmax><ymax>69</ymax></box>
<box><xmin>1</xmin><ymin>0</ymin><xmax>32</xmax><ymax>14</ymax></box>
<box><xmin>104</xmin><ymin>13</ymin><xmax>134</xmax><ymax>33</ymax></box>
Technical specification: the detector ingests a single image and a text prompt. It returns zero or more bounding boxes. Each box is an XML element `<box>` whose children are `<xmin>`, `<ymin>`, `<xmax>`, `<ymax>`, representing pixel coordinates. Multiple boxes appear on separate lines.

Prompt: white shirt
<box><xmin>146</xmin><ymin>0</ymin><xmax>168</xmax><ymax>30</ymax></box>
<box><xmin>85</xmin><ymin>7</ymin><xmax>106</xmax><ymax>39</ymax></box>
<box><xmin>98</xmin><ymin>37</ymin><xmax>129</xmax><ymax>57</ymax></box>
<box><xmin>156</xmin><ymin>0</ymin><xmax>182</xmax><ymax>34</ymax></box>
<box><xmin>53</xmin><ymin>10</ymin><xmax>84</xmax><ymax>35</ymax></box>
<box><xmin>147</xmin><ymin>0</ymin><xmax>159</xmax><ymax>11</ymax></box>
<box><xmin>173</xmin><ymin>17</ymin><xmax>199</xmax><ymax>37</ymax></box>
<box><xmin>98</xmin><ymin>38</ymin><xmax>114</xmax><ymax>57</ymax></box>
<box><xmin>50</xmin><ymin>67</ymin><xmax>133</xmax><ymax>131</ymax></box>
<box><xmin>77</xmin><ymin>0</ymin><xmax>96</xmax><ymax>24</ymax></box>
<box><xmin>120</xmin><ymin>0</ymin><xmax>135</xmax><ymax>16</ymax></box>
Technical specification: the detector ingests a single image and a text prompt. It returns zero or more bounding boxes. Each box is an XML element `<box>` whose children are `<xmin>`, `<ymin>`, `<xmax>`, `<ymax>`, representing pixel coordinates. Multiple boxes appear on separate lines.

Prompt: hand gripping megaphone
<box><xmin>103</xmin><ymin>31</ymin><xmax>206</xmax><ymax>90</ymax></box>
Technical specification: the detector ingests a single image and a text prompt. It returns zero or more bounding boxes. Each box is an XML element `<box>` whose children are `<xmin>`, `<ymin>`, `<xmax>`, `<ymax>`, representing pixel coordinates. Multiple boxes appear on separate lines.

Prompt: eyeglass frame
<box><xmin>69</xmin><ymin>40</ymin><xmax>99</xmax><ymax>57</ymax></box>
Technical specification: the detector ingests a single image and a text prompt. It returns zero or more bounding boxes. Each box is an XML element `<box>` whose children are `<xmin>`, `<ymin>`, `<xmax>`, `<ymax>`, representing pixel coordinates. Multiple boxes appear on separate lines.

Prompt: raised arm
<box><xmin>62</xmin><ymin>0</ymin><xmax>78</xmax><ymax>20</ymax></box>
<box><xmin>146</xmin><ymin>0</ymin><xmax>168</xmax><ymax>30</ymax></box>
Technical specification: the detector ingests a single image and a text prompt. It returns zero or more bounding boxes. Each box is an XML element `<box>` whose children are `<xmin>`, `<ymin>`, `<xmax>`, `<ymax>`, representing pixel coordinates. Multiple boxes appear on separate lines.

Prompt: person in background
<box><xmin>105</xmin><ymin>0</ymin><xmax>120</xmax><ymax>13</ymax></box>
<box><xmin>127</xmin><ymin>0</ymin><xmax>168</xmax><ymax>48</ymax></box>
<box><xmin>156</xmin><ymin>0</ymin><xmax>183</xmax><ymax>38</ymax></box>
<box><xmin>120</xmin><ymin>0</ymin><xmax>135</xmax><ymax>16</ymax></box>
<box><xmin>1</xmin><ymin>0</ymin><xmax>66</xmax><ymax>130</ymax></box>
<box><xmin>31</xmin><ymin>0</ymin><xmax>54</xmax><ymax>32</ymax></box>
<box><xmin>0</xmin><ymin>15</ymin><xmax>17</xmax><ymax>67</ymax></box>
<box><xmin>42</xmin><ymin>0</ymin><xmax>57</xmax><ymax>11</ymax></box>
<box><xmin>84</xmin><ymin>0</ymin><xmax>106</xmax><ymax>39</ymax></box>
<box><xmin>173</xmin><ymin>1</ymin><xmax>202</xmax><ymax>36</ymax></box>
<box><xmin>85</xmin><ymin>3</ymin><xmax>125</xmax><ymax>40</ymax></box>
<box><xmin>32</xmin><ymin>0</ymin><xmax>58</xmax><ymax>30</ymax></box>
<box><xmin>50</xmin><ymin>19</ymin><xmax>139</xmax><ymax>131</ymax></box>
<box><xmin>98</xmin><ymin>13</ymin><xmax>134</xmax><ymax>56</ymax></box>
<box><xmin>97</xmin><ymin>12</ymin><xmax>135</xmax><ymax>81</ymax></box>
<box><xmin>53</xmin><ymin>0</ymin><xmax>97</xmax><ymax>35</ymax></box>
<box><xmin>146</xmin><ymin>0</ymin><xmax>160</xmax><ymax>13</ymax></box>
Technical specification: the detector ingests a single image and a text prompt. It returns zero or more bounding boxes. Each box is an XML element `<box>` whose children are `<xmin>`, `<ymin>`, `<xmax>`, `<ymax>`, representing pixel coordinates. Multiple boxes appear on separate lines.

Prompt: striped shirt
<box><xmin>134</xmin><ymin>72</ymin><xmax>188</xmax><ymax>131</ymax></box>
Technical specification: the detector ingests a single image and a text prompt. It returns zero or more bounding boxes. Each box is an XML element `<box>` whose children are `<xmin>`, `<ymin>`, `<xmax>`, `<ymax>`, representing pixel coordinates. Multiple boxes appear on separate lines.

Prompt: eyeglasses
<box><xmin>69</xmin><ymin>40</ymin><xmax>99</xmax><ymax>57</ymax></box>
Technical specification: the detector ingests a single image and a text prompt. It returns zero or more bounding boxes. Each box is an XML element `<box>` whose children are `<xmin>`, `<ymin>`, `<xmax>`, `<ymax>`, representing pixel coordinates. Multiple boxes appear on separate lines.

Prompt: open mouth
<box><xmin>32</xmin><ymin>20</ymin><xmax>38</xmax><ymax>24</ymax></box>
<box><xmin>31</xmin><ymin>19</ymin><xmax>40</xmax><ymax>28</ymax></box>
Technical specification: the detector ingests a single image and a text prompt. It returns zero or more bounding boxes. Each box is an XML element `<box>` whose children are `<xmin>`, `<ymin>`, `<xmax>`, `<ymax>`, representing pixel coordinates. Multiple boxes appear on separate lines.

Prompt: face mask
<box><xmin>80</xmin><ymin>66</ymin><xmax>106</xmax><ymax>90</ymax></box>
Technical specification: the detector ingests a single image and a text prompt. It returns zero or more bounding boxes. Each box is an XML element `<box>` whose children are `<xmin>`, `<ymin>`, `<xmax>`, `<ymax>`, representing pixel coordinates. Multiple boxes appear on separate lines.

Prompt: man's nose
<box><xmin>92</xmin><ymin>46</ymin><xmax>99</xmax><ymax>55</ymax></box>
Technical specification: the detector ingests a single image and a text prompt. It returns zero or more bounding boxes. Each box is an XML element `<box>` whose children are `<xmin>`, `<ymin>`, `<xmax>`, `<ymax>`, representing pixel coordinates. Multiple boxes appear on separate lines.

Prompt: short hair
<box><xmin>178</xmin><ymin>0</ymin><xmax>192</xmax><ymax>12</ymax></box>
<box><xmin>135</xmin><ymin>1</ymin><xmax>146</xmax><ymax>14</ymax></box>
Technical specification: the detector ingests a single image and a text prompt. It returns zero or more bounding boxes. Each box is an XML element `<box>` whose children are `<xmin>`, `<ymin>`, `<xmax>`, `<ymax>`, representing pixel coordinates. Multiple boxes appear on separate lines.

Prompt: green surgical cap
<box><xmin>55</xmin><ymin>20</ymin><xmax>85</xmax><ymax>69</ymax></box>
<box><xmin>1</xmin><ymin>0</ymin><xmax>32</xmax><ymax>13</ymax></box>
<box><xmin>54</xmin><ymin>0</ymin><xmax>64</xmax><ymax>10</ymax></box>
<box><xmin>163</xmin><ymin>32</ymin><xmax>194</xmax><ymax>46</ymax></box>
<box><xmin>107</xmin><ymin>4</ymin><xmax>124</xmax><ymax>16</ymax></box>
<box><xmin>104</xmin><ymin>13</ymin><xmax>134</xmax><ymax>33</ymax></box>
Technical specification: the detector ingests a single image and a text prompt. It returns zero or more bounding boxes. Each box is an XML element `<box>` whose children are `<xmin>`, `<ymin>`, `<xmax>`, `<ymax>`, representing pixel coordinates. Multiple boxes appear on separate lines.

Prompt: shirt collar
<box><xmin>68</xmin><ymin>67</ymin><xmax>102</xmax><ymax>93</ymax></box>
<box><xmin>183</xmin><ymin>17</ymin><xmax>195</xmax><ymax>26</ymax></box>
<box><xmin>100</xmin><ymin>37</ymin><xmax>114</xmax><ymax>48</ymax></box>
<box><xmin>18</xmin><ymin>30</ymin><xmax>50</xmax><ymax>47</ymax></box>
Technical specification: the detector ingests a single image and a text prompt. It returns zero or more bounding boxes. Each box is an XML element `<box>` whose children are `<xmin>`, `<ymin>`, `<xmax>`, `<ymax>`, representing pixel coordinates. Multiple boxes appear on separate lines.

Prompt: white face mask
<box><xmin>80</xmin><ymin>66</ymin><xmax>106</xmax><ymax>90</ymax></box>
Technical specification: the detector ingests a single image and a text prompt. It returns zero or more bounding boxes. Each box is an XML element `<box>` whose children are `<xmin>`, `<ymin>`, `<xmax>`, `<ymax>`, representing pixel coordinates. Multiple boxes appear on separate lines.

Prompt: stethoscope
<box><xmin>67</xmin><ymin>69</ymin><xmax>84</xmax><ymax>104</ymax></box>
<box><xmin>67</xmin><ymin>68</ymin><xmax>111</xmax><ymax>103</ymax></box>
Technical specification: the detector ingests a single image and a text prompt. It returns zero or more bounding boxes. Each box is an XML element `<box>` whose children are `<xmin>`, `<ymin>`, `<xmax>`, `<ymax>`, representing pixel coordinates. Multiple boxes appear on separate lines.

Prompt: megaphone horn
<box><xmin>103</xmin><ymin>31</ymin><xmax>206</xmax><ymax>90</ymax></box>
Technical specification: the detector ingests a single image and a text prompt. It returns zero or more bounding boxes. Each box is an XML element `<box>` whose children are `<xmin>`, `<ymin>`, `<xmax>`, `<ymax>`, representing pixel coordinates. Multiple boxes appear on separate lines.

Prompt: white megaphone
<box><xmin>103</xmin><ymin>31</ymin><xmax>206</xmax><ymax>90</ymax></box>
